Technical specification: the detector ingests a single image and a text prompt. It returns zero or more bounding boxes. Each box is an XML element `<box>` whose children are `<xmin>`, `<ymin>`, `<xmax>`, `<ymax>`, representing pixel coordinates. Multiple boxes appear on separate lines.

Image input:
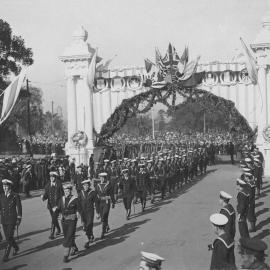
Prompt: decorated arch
<box><xmin>96</xmin><ymin>83</ymin><xmax>253</xmax><ymax>144</ymax></box>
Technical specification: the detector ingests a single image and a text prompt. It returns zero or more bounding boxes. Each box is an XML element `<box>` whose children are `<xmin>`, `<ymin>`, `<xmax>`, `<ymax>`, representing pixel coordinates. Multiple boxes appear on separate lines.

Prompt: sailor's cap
<box><xmin>254</xmin><ymin>158</ymin><xmax>260</xmax><ymax>163</ymax></box>
<box><xmin>49</xmin><ymin>171</ymin><xmax>58</xmax><ymax>177</ymax></box>
<box><xmin>131</xmin><ymin>159</ymin><xmax>137</xmax><ymax>163</ymax></box>
<box><xmin>239</xmin><ymin>238</ymin><xmax>268</xmax><ymax>253</ymax></box>
<box><xmin>81</xmin><ymin>179</ymin><xmax>91</xmax><ymax>185</ymax></box>
<box><xmin>237</xmin><ymin>178</ymin><xmax>247</xmax><ymax>186</ymax></box>
<box><xmin>242</xmin><ymin>168</ymin><xmax>251</xmax><ymax>172</ymax></box>
<box><xmin>123</xmin><ymin>158</ymin><xmax>128</xmax><ymax>161</ymax></box>
<box><xmin>159</xmin><ymin>158</ymin><xmax>164</xmax><ymax>161</ymax></box>
<box><xmin>138</xmin><ymin>163</ymin><xmax>145</xmax><ymax>167</ymax></box>
<box><xmin>147</xmin><ymin>160</ymin><xmax>153</xmax><ymax>163</ymax></box>
<box><xmin>99</xmin><ymin>172</ymin><xmax>107</xmax><ymax>177</ymax></box>
<box><xmin>210</xmin><ymin>213</ymin><xmax>228</xmax><ymax>226</ymax></box>
<box><xmin>140</xmin><ymin>251</ymin><xmax>164</xmax><ymax>267</ymax></box>
<box><xmin>220</xmin><ymin>191</ymin><xmax>232</xmax><ymax>200</ymax></box>
<box><xmin>244</xmin><ymin>158</ymin><xmax>252</xmax><ymax>162</ymax></box>
<box><xmin>104</xmin><ymin>159</ymin><xmax>110</xmax><ymax>163</ymax></box>
<box><xmin>111</xmin><ymin>160</ymin><xmax>116</xmax><ymax>163</ymax></box>
<box><xmin>63</xmin><ymin>183</ymin><xmax>73</xmax><ymax>190</ymax></box>
<box><xmin>244</xmin><ymin>172</ymin><xmax>252</xmax><ymax>176</ymax></box>
<box><xmin>26</xmin><ymin>164</ymin><xmax>32</xmax><ymax>169</ymax></box>
<box><xmin>2</xmin><ymin>179</ymin><xmax>13</xmax><ymax>185</ymax></box>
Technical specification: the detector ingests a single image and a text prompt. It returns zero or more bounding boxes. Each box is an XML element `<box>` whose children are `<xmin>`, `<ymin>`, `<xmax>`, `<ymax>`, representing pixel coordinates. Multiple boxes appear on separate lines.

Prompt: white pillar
<box><xmin>66</xmin><ymin>76</ymin><xmax>77</xmax><ymax>147</ymax></box>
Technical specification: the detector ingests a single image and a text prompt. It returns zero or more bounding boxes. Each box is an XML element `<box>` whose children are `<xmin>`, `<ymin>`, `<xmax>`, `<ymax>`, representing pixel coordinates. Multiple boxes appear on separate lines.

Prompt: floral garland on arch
<box><xmin>95</xmin><ymin>83</ymin><xmax>254</xmax><ymax>145</ymax></box>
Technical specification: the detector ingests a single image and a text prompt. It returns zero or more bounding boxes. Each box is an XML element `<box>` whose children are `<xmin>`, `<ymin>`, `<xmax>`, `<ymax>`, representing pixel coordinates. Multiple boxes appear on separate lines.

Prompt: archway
<box><xmin>96</xmin><ymin>83</ymin><xmax>254</xmax><ymax>145</ymax></box>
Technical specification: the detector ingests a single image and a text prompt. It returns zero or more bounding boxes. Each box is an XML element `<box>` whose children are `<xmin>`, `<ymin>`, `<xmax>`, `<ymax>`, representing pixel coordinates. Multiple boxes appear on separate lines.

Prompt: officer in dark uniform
<box><xmin>236</xmin><ymin>178</ymin><xmax>250</xmax><ymax>238</ymax></box>
<box><xmin>0</xmin><ymin>179</ymin><xmax>22</xmax><ymax>262</ymax></box>
<box><xmin>78</xmin><ymin>179</ymin><xmax>98</xmax><ymax>248</ymax></box>
<box><xmin>253</xmin><ymin>158</ymin><xmax>263</xmax><ymax>196</ymax></box>
<box><xmin>239</xmin><ymin>238</ymin><xmax>270</xmax><ymax>269</ymax></box>
<box><xmin>209</xmin><ymin>213</ymin><xmax>236</xmax><ymax>270</ymax></box>
<box><xmin>58</xmin><ymin>183</ymin><xmax>79</xmax><ymax>263</ymax></box>
<box><xmin>136</xmin><ymin>164</ymin><xmax>148</xmax><ymax>212</ymax></box>
<box><xmin>41</xmin><ymin>171</ymin><xmax>63</xmax><ymax>239</ymax></box>
<box><xmin>219</xmin><ymin>191</ymin><xmax>236</xmax><ymax>240</ymax></box>
<box><xmin>119</xmin><ymin>169</ymin><xmax>135</xmax><ymax>220</ymax></box>
<box><xmin>96</xmin><ymin>172</ymin><xmax>115</xmax><ymax>239</ymax></box>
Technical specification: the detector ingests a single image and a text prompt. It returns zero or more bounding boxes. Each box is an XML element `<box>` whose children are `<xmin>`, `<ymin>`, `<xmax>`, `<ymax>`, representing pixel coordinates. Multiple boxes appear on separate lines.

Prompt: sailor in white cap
<box><xmin>58</xmin><ymin>183</ymin><xmax>79</xmax><ymax>262</ymax></box>
<box><xmin>236</xmin><ymin>178</ymin><xmax>250</xmax><ymax>238</ymax></box>
<box><xmin>96</xmin><ymin>172</ymin><xmax>115</xmax><ymax>239</ymax></box>
<box><xmin>77</xmin><ymin>179</ymin><xmax>99</xmax><ymax>248</ymax></box>
<box><xmin>41</xmin><ymin>170</ymin><xmax>63</xmax><ymax>240</ymax></box>
<box><xmin>139</xmin><ymin>251</ymin><xmax>164</xmax><ymax>270</ymax></box>
<box><xmin>209</xmin><ymin>213</ymin><xmax>236</xmax><ymax>270</ymax></box>
<box><xmin>219</xmin><ymin>191</ymin><xmax>236</xmax><ymax>240</ymax></box>
<box><xmin>0</xmin><ymin>179</ymin><xmax>22</xmax><ymax>262</ymax></box>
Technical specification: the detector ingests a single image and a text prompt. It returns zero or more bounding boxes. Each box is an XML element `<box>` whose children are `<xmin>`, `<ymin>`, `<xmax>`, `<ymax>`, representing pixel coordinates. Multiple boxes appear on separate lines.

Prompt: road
<box><xmin>1</xmin><ymin>157</ymin><xmax>269</xmax><ymax>270</ymax></box>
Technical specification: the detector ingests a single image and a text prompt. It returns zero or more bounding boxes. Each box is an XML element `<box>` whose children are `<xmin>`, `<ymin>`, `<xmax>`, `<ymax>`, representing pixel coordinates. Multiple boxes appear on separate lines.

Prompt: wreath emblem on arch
<box><xmin>263</xmin><ymin>126</ymin><xmax>270</xmax><ymax>143</ymax></box>
<box><xmin>71</xmin><ymin>131</ymin><xmax>88</xmax><ymax>148</ymax></box>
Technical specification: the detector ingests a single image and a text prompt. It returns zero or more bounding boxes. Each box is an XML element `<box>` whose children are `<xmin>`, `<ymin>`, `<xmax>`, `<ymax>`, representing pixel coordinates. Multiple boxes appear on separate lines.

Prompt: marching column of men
<box><xmin>209</xmin><ymin>145</ymin><xmax>269</xmax><ymax>269</ymax></box>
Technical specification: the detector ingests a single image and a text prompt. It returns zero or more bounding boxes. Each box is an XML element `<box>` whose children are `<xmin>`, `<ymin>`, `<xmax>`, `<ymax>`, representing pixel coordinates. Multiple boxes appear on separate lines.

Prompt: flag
<box><xmin>162</xmin><ymin>43</ymin><xmax>180</xmax><ymax>68</ymax></box>
<box><xmin>155</xmin><ymin>47</ymin><xmax>165</xmax><ymax>69</ymax></box>
<box><xmin>0</xmin><ymin>70</ymin><xmax>26</xmax><ymax>126</ymax></box>
<box><xmin>96</xmin><ymin>54</ymin><xmax>117</xmax><ymax>71</ymax></box>
<box><xmin>180</xmin><ymin>46</ymin><xmax>189</xmax><ymax>65</ymax></box>
<box><xmin>179</xmin><ymin>71</ymin><xmax>205</xmax><ymax>88</ymax></box>
<box><xmin>178</xmin><ymin>56</ymin><xmax>201</xmax><ymax>81</ymax></box>
<box><xmin>87</xmin><ymin>49</ymin><xmax>97</xmax><ymax>89</ymax></box>
<box><xmin>240</xmin><ymin>37</ymin><xmax>258</xmax><ymax>84</ymax></box>
<box><xmin>144</xmin><ymin>58</ymin><xmax>155</xmax><ymax>73</ymax></box>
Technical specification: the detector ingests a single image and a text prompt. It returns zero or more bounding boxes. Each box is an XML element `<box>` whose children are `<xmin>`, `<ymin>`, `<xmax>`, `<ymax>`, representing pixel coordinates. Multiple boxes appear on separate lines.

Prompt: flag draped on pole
<box><xmin>180</xmin><ymin>46</ymin><xmax>189</xmax><ymax>65</ymax></box>
<box><xmin>178</xmin><ymin>56</ymin><xmax>200</xmax><ymax>81</ymax></box>
<box><xmin>240</xmin><ymin>37</ymin><xmax>258</xmax><ymax>84</ymax></box>
<box><xmin>144</xmin><ymin>58</ymin><xmax>155</xmax><ymax>73</ymax></box>
<box><xmin>0</xmin><ymin>70</ymin><xmax>26</xmax><ymax>126</ymax></box>
<box><xmin>87</xmin><ymin>49</ymin><xmax>97</xmax><ymax>90</ymax></box>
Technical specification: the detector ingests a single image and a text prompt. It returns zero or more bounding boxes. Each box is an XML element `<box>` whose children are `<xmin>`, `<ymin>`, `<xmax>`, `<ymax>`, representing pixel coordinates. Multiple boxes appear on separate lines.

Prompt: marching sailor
<box><xmin>96</xmin><ymin>172</ymin><xmax>115</xmax><ymax>239</ymax></box>
<box><xmin>0</xmin><ymin>179</ymin><xmax>22</xmax><ymax>262</ymax></box>
<box><xmin>78</xmin><ymin>179</ymin><xmax>99</xmax><ymax>249</ymax></box>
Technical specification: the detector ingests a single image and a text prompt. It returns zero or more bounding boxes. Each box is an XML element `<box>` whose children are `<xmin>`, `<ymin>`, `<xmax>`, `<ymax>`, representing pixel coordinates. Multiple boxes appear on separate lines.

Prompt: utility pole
<box><xmin>203</xmin><ymin>111</ymin><xmax>206</xmax><ymax>134</ymax></box>
<box><xmin>51</xmin><ymin>101</ymin><xmax>54</xmax><ymax>135</ymax></box>
<box><xmin>26</xmin><ymin>79</ymin><xmax>31</xmax><ymax>138</ymax></box>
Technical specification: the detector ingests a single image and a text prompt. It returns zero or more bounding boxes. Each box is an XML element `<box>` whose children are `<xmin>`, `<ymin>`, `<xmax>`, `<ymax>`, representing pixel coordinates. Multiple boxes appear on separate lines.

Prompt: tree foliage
<box><xmin>0</xmin><ymin>19</ymin><xmax>33</xmax><ymax>90</ymax></box>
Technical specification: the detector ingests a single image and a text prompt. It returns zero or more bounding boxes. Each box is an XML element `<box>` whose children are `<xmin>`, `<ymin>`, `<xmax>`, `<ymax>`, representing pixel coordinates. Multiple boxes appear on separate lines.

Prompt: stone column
<box><xmin>66</xmin><ymin>76</ymin><xmax>77</xmax><ymax>148</ymax></box>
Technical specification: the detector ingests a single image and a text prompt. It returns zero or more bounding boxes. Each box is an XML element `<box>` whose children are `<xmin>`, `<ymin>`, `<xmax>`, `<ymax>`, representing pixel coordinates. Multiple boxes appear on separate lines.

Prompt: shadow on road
<box><xmin>74</xmin><ymin>219</ymin><xmax>150</xmax><ymax>261</ymax></box>
<box><xmin>253</xmin><ymin>229</ymin><xmax>270</xmax><ymax>240</ymax></box>
<box><xmin>2</xmin><ymin>263</ymin><xmax>28</xmax><ymax>270</ymax></box>
<box><xmin>256</xmin><ymin>207</ymin><xmax>269</xmax><ymax>218</ymax></box>
<box><xmin>255</xmin><ymin>217</ymin><xmax>270</xmax><ymax>231</ymax></box>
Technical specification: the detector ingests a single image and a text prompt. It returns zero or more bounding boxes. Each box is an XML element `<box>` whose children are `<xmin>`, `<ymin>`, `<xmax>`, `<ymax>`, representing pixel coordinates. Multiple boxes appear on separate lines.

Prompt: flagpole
<box><xmin>151</xmin><ymin>106</ymin><xmax>155</xmax><ymax>140</ymax></box>
<box><xmin>26</xmin><ymin>78</ymin><xmax>31</xmax><ymax>138</ymax></box>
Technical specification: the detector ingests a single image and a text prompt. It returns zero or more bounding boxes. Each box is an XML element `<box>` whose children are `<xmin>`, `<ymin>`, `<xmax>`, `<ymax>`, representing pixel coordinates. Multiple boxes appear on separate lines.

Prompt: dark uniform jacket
<box><xmin>220</xmin><ymin>204</ymin><xmax>236</xmax><ymax>239</ymax></box>
<box><xmin>0</xmin><ymin>191</ymin><xmax>22</xmax><ymax>225</ymax></box>
<box><xmin>78</xmin><ymin>189</ymin><xmax>98</xmax><ymax>226</ymax></box>
<box><xmin>119</xmin><ymin>176</ymin><xmax>135</xmax><ymax>197</ymax></box>
<box><xmin>42</xmin><ymin>180</ymin><xmax>64</xmax><ymax>210</ymax></box>
<box><xmin>96</xmin><ymin>182</ymin><xmax>115</xmax><ymax>205</ymax></box>
<box><xmin>210</xmin><ymin>233</ymin><xmax>236</xmax><ymax>270</ymax></box>
<box><xmin>237</xmin><ymin>191</ymin><xmax>249</xmax><ymax>221</ymax></box>
<box><xmin>58</xmin><ymin>195</ymin><xmax>79</xmax><ymax>220</ymax></box>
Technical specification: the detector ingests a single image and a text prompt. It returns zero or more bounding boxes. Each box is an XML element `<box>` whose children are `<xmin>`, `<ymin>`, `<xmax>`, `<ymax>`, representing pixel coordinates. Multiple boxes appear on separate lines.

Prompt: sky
<box><xmin>1</xmin><ymin>0</ymin><xmax>267</xmax><ymax>118</ymax></box>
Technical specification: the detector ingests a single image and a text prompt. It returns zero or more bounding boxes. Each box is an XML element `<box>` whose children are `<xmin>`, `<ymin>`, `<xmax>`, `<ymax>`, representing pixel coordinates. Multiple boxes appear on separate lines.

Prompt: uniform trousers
<box><xmin>123</xmin><ymin>195</ymin><xmax>133</xmax><ymax>211</ymax></box>
<box><xmin>238</xmin><ymin>220</ymin><xmax>250</xmax><ymax>238</ymax></box>
<box><xmin>99</xmin><ymin>201</ymin><xmax>111</xmax><ymax>226</ymax></box>
<box><xmin>2</xmin><ymin>223</ymin><xmax>18</xmax><ymax>248</ymax></box>
<box><xmin>49</xmin><ymin>208</ymin><xmax>61</xmax><ymax>231</ymax></box>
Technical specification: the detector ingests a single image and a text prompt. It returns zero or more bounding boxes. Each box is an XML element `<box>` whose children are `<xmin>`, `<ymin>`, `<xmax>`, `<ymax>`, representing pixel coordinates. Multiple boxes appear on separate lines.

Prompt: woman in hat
<box><xmin>58</xmin><ymin>184</ymin><xmax>79</xmax><ymax>263</ymax></box>
<box><xmin>96</xmin><ymin>172</ymin><xmax>115</xmax><ymax>239</ymax></box>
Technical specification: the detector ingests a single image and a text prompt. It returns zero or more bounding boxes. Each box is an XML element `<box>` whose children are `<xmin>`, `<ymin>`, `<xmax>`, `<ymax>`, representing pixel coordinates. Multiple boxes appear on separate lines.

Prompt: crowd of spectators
<box><xmin>16</xmin><ymin>134</ymin><xmax>66</xmax><ymax>156</ymax></box>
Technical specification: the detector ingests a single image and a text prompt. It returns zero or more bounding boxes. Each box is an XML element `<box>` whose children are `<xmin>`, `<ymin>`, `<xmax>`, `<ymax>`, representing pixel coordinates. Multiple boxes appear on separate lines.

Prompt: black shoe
<box><xmin>13</xmin><ymin>246</ymin><xmax>19</xmax><ymax>256</ymax></box>
<box><xmin>70</xmin><ymin>247</ymin><xmax>78</xmax><ymax>256</ymax></box>
<box><xmin>49</xmin><ymin>234</ymin><xmax>55</xmax><ymax>240</ymax></box>
<box><xmin>84</xmin><ymin>241</ymin><xmax>90</xmax><ymax>249</ymax></box>
<box><xmin>106</xmin><ymin>226</ymin><xmax>110</xmax><ymax>233</ymax></box>
<box><xmin>63</xmin><ymin>256</ymin><xmax>69</xmax><ymax>263</ymax></box>
<box><xmin>55</xmin><ymin>230</ymin><xmax>61</xmax><ymax>236</ymax></box>
<box><xmin>89</xmin><ymin>235</ymin><xmax>95</xmax><ymax>243</ymax></box>
<box><xmin>100</xmin><ymin>233</ymin><xmax>105</xmax><ymax>239</ymax></box>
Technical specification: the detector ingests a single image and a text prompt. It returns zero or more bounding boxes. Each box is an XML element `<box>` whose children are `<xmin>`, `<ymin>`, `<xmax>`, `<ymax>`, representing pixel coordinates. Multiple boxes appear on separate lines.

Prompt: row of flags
<box><xmin>0</xmin><ymin>38</ymin><xmax>258</xmax><ymax>126</ymax></box>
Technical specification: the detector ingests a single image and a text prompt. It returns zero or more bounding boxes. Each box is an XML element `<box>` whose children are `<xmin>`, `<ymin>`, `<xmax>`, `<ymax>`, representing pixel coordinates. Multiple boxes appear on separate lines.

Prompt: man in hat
<box><xmin>219</xmin><ymin>191</ymin><xmax>236</xmax><ymax>240</ymax></box>
<box><xmin>20</xmin><ymin>163</ymin><xmax>32</xmax><ymax>197</ymax></box>
<box><xmin>236</xmin><ymin>179</ymin><xmax>250</xmax><ymax>238</ymax></box>
<box><xmin>0</xmin><ymin>179</ymin><xmax>22</xmax><ymax>262</ymax></box>
<box><xmin>139</xmin><ymin>251</ymin><xmax>164</xmax><ymax>270</ymax></box>
<box><xmin>254</xmin><ymin>158</ymin><xmax>263</xmax><ymax>196</ymax></box>
<box><xmin>119</xmin><ymin>169</ymin><xmax>135</xmax><ymax>220</ymax></box>
<box><xmin>136</xmin><ymin>164</ymin><xmax>148</xmax><ymax>212</ymax></box>
<box><xmin>74</xmin><ymin>165</ymin><xmax>84</xmax><ymax>192</ymax></box>
<box><xmin>41</xmin><ymin>171</ymin><xmax>63</xmax><ymax>239</ymax></box>
<box><xmin>78</xmin><ymin>179</ymin><xmax>98</xmax><ymax>248</ymax></box>
<box><xmin>209</xmin><ymin>213</ymin><xmax>236</xmax><ymax>270</ymax></box>
<box><xmin>238</xmin><ymin>238</ymin><xmax>270</xmax><ymax>269</ymax></box>
<box><xmin>96</xmin><ymin>172</ymin><xmax>115</xmax><ymax>239</ymax></box>
<box><xmin>58</xmin><ymin>183</ymin><xmax>79</xmax><ymax>263</ymax></box>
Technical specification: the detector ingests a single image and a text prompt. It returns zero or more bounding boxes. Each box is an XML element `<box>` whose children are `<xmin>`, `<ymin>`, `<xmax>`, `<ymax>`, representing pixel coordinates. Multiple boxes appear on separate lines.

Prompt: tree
<box><xmin>0</xmin><ymin>19</ymin><xmax>33</xmax><ymax>90</ymax></box>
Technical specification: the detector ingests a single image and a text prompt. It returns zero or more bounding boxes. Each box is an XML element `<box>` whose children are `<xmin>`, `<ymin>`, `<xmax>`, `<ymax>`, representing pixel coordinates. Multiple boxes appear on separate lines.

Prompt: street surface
<box><xmin>1</xmin><ymin>157</ymin><xmax>269</xmax><ymax>270</ymax></box>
